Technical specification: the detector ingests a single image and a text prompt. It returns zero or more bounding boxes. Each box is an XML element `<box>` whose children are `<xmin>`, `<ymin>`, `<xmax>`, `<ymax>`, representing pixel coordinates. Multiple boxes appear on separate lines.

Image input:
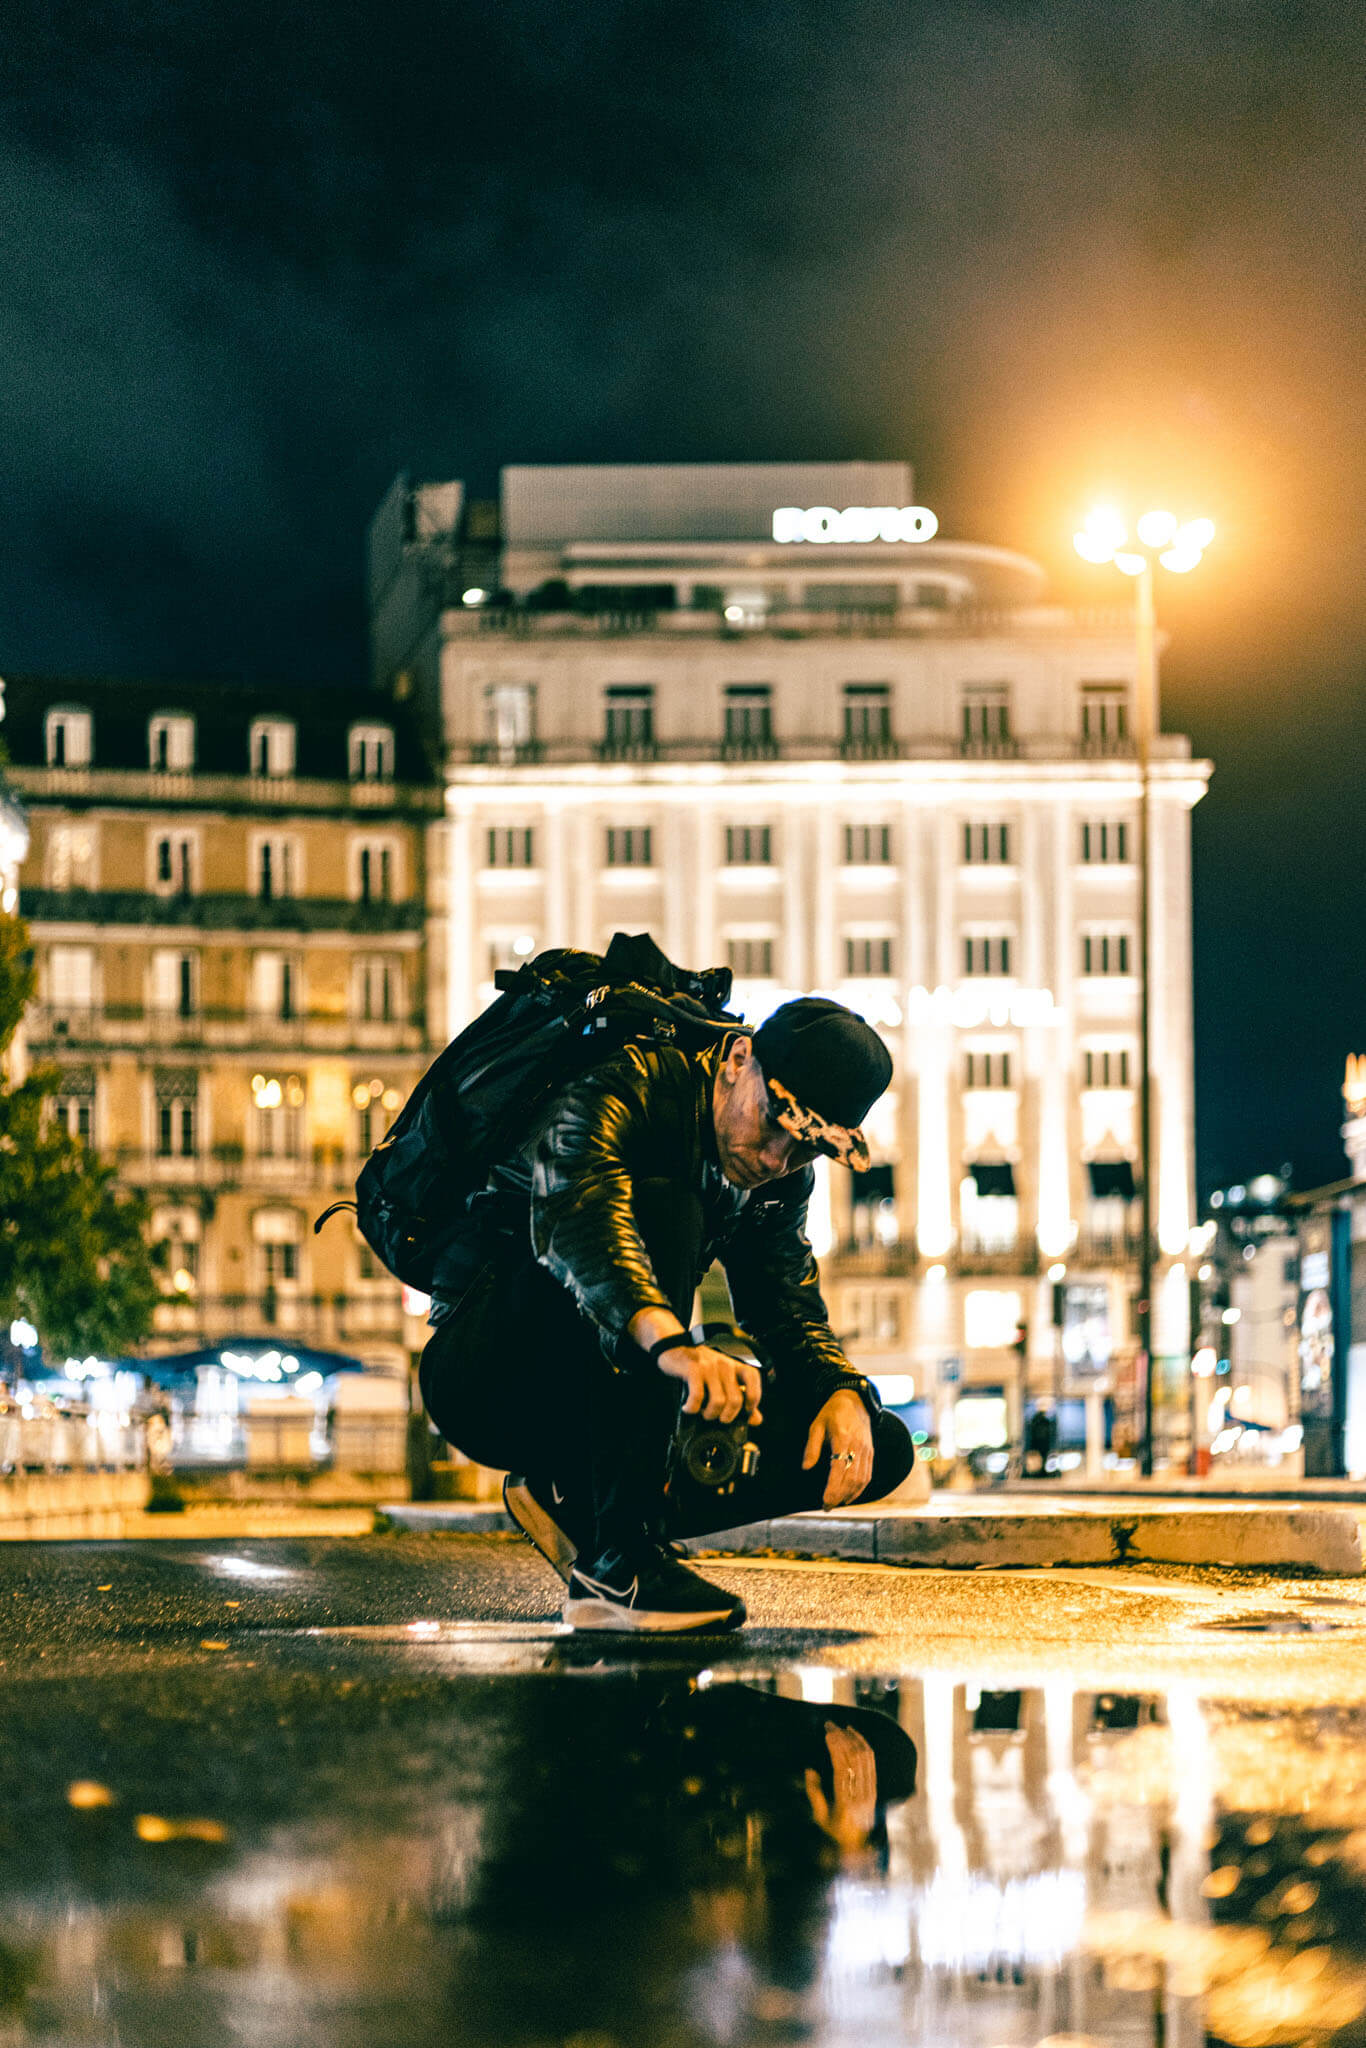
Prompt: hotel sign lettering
<box><xmin>772</xmin><ymin>505</ymin><xmax>939</xmax><ymax>545</ymax></box>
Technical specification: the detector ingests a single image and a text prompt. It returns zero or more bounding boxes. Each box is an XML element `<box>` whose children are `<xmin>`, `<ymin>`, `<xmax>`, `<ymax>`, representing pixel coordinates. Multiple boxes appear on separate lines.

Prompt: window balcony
<box><xmin>958</xmin><ymin>736</ymin><xmax>1019</xmax><ymax>760</ymax></box>
<box><xmin>595</xmin><ymin>738</ymin><xmax>659</xmax><ymax>763</ymax></box>
<box><xmin>25</xmin><ymin>1005</ymin><xmax>428</xmax><ymax>1054</ymax></box>
<box><xmin>1073</xmin><ymin>1228</ymin><xmax>1146</xmax><ymax>1266</ymax></box>
<box><xmin>469</xmin><ymin>740</ymin><xmax>544</xmax><ymax>766</ymax></box>
<box><xmin>114</xmin><ymin>1147</ymin><xmax>369</xmax><ymax>1191</ymax></box>
<box><xmin>956</xmin><ymin>1242</ymin><xmax>1038</xmax><ymax>1277</ymax></box>
<box><xmin>839</xmin><ymin>735</ymin><xmax>901</xmax><ymax>761</ymax></box>
<box><xmin>719</xmin><ymin>736</ymin><xmax>780</xmax><ymax>762</ymax></box>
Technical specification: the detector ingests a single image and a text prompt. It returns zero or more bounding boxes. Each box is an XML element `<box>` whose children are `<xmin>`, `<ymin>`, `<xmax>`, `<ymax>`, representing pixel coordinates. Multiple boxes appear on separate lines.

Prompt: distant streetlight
<box><xmin>1073</xmin><ymin>505</ymin><xmax>1215</xmax><ymax>1476</ymax></box>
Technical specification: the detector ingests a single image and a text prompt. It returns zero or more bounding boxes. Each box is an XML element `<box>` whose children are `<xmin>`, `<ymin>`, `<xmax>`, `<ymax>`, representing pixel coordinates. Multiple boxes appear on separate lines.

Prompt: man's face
<box><xmin>712</xmin><ymin>1037</ymin><xmax>819</xmax><ymax>1188</ymax></box>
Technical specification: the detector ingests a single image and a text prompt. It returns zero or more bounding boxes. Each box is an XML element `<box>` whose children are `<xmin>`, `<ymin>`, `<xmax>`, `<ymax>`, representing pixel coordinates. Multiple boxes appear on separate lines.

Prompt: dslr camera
<box><xmin>666</xmin><ymin>1324</ymin><xmax>763</xmax><ymax>1497</ymax></box>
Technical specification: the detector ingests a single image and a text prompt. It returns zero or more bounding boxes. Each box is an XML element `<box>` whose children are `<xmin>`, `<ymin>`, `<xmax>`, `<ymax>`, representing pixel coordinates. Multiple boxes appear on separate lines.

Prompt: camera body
<box><xmin>671</xmin><ymin>1407</ymin><xmax>760</xmax><ymax>1494</ymax></box>
<box><xmin>665</xmin><ymin>1322</ymin><xmax>764</xmax><ymax>1497</ymax></box>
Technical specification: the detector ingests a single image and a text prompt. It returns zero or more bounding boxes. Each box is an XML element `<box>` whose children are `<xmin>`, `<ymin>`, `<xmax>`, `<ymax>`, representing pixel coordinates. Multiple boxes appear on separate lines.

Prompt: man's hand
<box><xmin>805</xmin><ymin>1723</ymin><xmax>878</xmax><ymax>1857</ymax></box>
<box><xmin>803</xmin><ymin>1388</ymin><xmax>873</xmax><ymax>1506</ymax></box>
<box><xmin>656</xmin><ymin>1342</ymin><xmax>763</xmax><ymax>1425</ymax></box>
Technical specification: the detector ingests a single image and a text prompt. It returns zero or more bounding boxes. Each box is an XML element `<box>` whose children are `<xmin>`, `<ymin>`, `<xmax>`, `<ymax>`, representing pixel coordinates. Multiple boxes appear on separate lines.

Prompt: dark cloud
<box><xmin>1</xmin><ymin>0</ymin><xmax>1363</xmax><ymax>1184</ymax></box>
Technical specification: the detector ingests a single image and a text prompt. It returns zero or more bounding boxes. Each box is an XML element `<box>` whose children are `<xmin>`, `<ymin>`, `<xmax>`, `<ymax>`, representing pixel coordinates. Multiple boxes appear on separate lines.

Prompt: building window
<box><xmin>1080</xmin><ymin>684</ymin><xmax>1129</xmax><ymax>750</ymax></box>
<box><xmin>802</xmin><ymin>582</ymin><xmax>898</xmax><ymax>616</ymax></box>
<box><xmin>483</xmin><ymin>683</ymin><xmax>537</xmax><ymax>762</ymax></box>
<box><xmin>725</xmin><ymin>824</ymin><xmax>772</xmax><ymax>865</ymax></box>
<box><xmin>148</xmin><ymin>713</ymin><xmax>195</xmax><ymax>772</ymax></box>
<box><xmin>843</xmin><ymin>823</ymin><xmax>892</xmax><ymax>865</ymax></box>
<box><xmin>151</xmin><ymin>949</ymin><xmax>199</xmax><ymax>1019</ymax></box>
<box><xmin>727</xmin><ymin>936</ymin><xmax>775</xmax><ymax>978</ymax></box>
<box><xmin>962</xmin><ymin>822</ymin><xmax>1011</xmax><ymax>864</ymax></box>
<box><xmin>601</xmin><ymin>685</ymin><xmax>655</xmax><ymax>759</ymax></box>
<box><xmin>1082</xmin><ymin>931</ymin><xmax>1131</xmax><ymax>976</ymax></box>
<box><xmin>354</xmin><ymin>956</ymin><xmax>402</xmax><ymax>1023</ymax></box>
<box><xmin>486</xmin><ymin>935</ymin><xmax>537</xmax><ymax>980</ymax></box>
<box><xmin>353</xmin><ymin>1077</ymin><xmax>404</xmax><ymax>1156</ymax></box>
<box><xmin>961</xmin><ymin>685</ymin><xmax>1011</xmax><ymax>751</ymax></box>
<box><xmin>1084</xmin><ymin>1047</ymin><xmax>1131</xmax><ymax>1087</ymax></box>
<box><xmin>1081</xmin><ymin>820</ymin><xmax>1130</xmax><ymax>863</ymax></box>
<box><xmin>248</xmin><ymin>718</ymin><xmax>296</xmax><ymax>778</ymax></box>
<box><xmin>722</xmin><ymin>684</ymin><xmax>774</xmax><ymax>757</ymax></box>
<box><xmin>152</xmin><ymin>1207</ymin><xmax>200</xmax><ymax>1295</ymax></box>
<box><xmin>47</xmin><ymin>824</ymin><xmax>96</xmax><ymax>891</ymax></box>
<box><xmin>154</xmin><ymin>1070</ymin><xmax>198</xmax><ymax>1158</ymax></box>
<box><xmin>845</xmin><ymin>935</ymin><xmax>894</xmax><ymax>977</ymax></box>
<box><xmin>965</xmin><ymin>1048</ymin><xmax>1013</xmax><ymax>1088</ymax></box>
<box><xmin>961</xmin><ymin>1164</ymin><xmax>1019</xmax><ymax>1254</ymax></box>
<box><xmin>842</xmin><ymin>683</ymin><xmax>893</xmax><ymax>756</ymax></box>
<box><xmin>850</xmin><ymin>1163</ymin><xmax>898</xmax><ymax>1248</ymax></box>
<box><xmin>486</xmin><ymin>826</ymin><xmax>535</xmax><ymax>869</ymax></box>
<box><xmin>348</xmin><ymin>723</ymin><xmax>395</xmax><ymax>780</ymax></box>
<box><xmin>49</xmin><ymin>945</ymin><xmax>95</xmax><ymax>1011</ymax></box>
<box><xmin>354</xmin><ymin>838</ymin><xmax>397</xmax><ymax>903</ymax></box>
<box><xmin>53</xmin><ymin>1067</ymin><xmax>96</xmax><ymax>1144</ymax></box>
<box><xmin>605</xmin><ymin>826</ymin><xmax>653</xmax><ymax>867</ymax></box>
<box><xmin>842</xmin><ymin>1289</ymin><xmax>902</xmax><ymax>1343</ymax></box>
<box><xmin>964</xmin><ymin>1287</ymin><xmax>1023</xmax><ymax>1349</ymax></box>
<box><xmin>152</xmin><ymin>830</ymin><xmax>196</xmax><ymax>895</ymax></box>
<box><xmin>252</xmin><ymin>834</ymin><xmax>299</xmax><ymax>900</ymax></box>
<box><xmin>251</xmin><ymin>952</ymin><xmax>301</xmax><ymax>1020</ymax></box>
<box><xmin>251</xmin><ymin>1074</ymin><xmax>305</xmax><ymax>1158</ymax></box>
<box><xmin>45</xmin><ymin>709</ymin><xmax>92</xmax><ymax>768</ymax></box>
<box><xmin>963</xmin><ymin>933</ymin><xmax>1012</xmax><ymax>976</ymax></box>
<box><xmin>252</xmin><ymin>1209</ymin><xmax>303</xmax><ymax>1294</ymax></box>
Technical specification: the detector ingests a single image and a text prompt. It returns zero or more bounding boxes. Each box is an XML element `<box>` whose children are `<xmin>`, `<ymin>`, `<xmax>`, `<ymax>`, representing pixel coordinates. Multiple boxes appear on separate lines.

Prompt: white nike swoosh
<box><xmin>551</xmin><ymin>1483</ymin><xmax>564</xmax><ymax>1505</ymax></box>
<box><xmin>574</xmin><ymin>1568</ymin><xmax>638</xmax><ymax>1606</ymax></box>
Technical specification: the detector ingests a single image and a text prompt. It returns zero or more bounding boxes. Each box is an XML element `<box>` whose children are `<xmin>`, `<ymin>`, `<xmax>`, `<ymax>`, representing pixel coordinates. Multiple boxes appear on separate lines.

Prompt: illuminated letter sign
<box><xmin>772</xmin><ymin>505</ymin><xmax>939</xmax><ymax>545</ymax></box>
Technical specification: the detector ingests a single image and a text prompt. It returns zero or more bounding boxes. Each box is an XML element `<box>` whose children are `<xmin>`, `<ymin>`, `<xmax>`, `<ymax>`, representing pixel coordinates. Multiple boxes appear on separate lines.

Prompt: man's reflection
<box><xmin>440</xmin><ymin>1673</ymin><xmax>916</xmax><ymax>2045</ymax></box>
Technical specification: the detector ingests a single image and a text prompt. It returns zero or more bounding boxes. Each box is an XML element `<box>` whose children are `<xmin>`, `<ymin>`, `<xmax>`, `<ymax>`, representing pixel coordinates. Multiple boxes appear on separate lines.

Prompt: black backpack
<box><xmin>316</xmin><ymin>932</ymin><xmax>740</xmax><ymax>1295</ymax></box>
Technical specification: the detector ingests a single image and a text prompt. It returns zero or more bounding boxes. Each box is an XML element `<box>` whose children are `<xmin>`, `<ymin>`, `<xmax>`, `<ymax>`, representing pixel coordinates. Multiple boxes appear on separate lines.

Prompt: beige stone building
<box><xmin>369</xmin><ymin>461</ymin><xmax>1211</xmax><ymax>1456</ymax></box>
<box><xmin>4</xmin><ymin>675</ymin><xmax>444</xmax><ymax>1376</ymax></box>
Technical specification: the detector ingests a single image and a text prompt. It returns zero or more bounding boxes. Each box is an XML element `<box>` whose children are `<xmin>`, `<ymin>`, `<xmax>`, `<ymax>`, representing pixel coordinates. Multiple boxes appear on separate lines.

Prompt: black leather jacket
<box><xmin>485</xmin><ymin>1036</ymin><xmax>877</xmax><ymax>1419</ymax></box>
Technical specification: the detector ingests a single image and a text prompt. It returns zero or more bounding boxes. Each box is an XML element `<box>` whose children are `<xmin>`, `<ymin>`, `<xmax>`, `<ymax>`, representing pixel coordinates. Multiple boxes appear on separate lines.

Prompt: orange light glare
<box><xmin>1074</xmin><ymin>530</ymin><xmax>1115</xmax><ymax>565</ymax></box>
<box><xmin>1159</xmin><ymin>547</ymin><xmax>1202</xmax><ymax>574</ymax></box>
<box><xmin>1137</xmin><ymin>509</ymin><xmax>1178</xmax><ymax>548</ymax></box>
<box><xmin>1113</xmin><ymin>552</ymin><xmax>1147</xmax><ymax>577</ymax></box>
<box><xmin>1178</xmin><ymin>517</ymin><xmax>1215</xmax><ymax>550</ymax></box>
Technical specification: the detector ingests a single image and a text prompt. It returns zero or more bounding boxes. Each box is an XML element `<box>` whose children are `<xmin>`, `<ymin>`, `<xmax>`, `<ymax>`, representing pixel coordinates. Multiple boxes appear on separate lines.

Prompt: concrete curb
<box><xmin>377</xmin><ymin>1500</ymin><xmax>1364</xmax><ymax>1576</ymax></box>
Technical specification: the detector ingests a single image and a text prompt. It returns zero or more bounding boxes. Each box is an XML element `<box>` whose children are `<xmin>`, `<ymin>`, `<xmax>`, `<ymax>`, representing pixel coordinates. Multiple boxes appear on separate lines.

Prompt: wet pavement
<box><xmin>4</xmin><ymin>1532</ymin><xmax>1366</xmax><ymax>2045</ymax></box>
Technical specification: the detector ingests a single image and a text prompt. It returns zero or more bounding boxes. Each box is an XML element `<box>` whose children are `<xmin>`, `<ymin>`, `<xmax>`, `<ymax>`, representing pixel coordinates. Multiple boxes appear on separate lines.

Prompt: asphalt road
<box><xmin>3</xmin><ymin>1531</ymin><xmax>1366</xmax><ymax>2047</ymax></box>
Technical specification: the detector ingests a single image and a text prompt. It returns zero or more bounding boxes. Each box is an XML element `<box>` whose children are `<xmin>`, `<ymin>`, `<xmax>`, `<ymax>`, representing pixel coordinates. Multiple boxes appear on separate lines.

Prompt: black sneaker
<box><xmin>503</xmin><ymin>1474</ymin><xmax>585</xmax><ymax>1585</ymax></box>
<box><xmin>563</xmin><ymin>1544</ymin><xmax>747</xmax><ymax>1634</ymax></box>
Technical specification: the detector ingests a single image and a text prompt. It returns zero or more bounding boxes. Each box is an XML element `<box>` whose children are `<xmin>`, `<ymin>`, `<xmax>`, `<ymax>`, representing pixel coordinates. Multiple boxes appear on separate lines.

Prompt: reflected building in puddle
<box><xmin>3</xmin><ymin>1662</ymin><xmax>1366</xmax><ymax>2047</ymax></box>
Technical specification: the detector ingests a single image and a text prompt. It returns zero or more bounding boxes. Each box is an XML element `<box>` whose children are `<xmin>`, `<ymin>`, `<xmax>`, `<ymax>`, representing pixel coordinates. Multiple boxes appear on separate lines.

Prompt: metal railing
<box><xmin>456</xmin><ymin>602</ymin><xmax>1140</xmax><ymax>641</ymax></box>
<box><xmin>0</xmin><ymin>1405</ymin><xmax>144</xmax><ymax>1475</ymax></box>
<box><xmin>7</xmin><ymin>765</ymin><xmax>442</xmax><ymax>816</ymax></box>
<box><xmin>26</xmin><ymin>1005</ymin><xmax>428</xmax><ymax>1054</ymax></box>
<box><xmin>20</xmin><ymin>889</ymin><xmax>426</xmax><ymax>936</ymax></box>
<box><xmin>452</xmin><ymin>734</ymin><xmax>1192</xmax><ymax>770</ymax></box>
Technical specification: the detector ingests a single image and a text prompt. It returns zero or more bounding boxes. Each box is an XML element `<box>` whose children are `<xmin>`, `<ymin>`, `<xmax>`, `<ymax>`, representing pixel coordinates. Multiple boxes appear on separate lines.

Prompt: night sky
<box><xmin>3</xmin><ymin>0</ymin><xmax>1363</xmax><ymax>1196</ymax></box>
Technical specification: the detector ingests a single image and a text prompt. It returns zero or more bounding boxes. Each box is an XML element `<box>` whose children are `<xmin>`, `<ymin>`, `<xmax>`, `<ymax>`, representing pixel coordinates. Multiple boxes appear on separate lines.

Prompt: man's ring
<box><xmin>838</xmin><ymin>1450</ymin><xmax>856</xmax><ymax>1463</ymax></box>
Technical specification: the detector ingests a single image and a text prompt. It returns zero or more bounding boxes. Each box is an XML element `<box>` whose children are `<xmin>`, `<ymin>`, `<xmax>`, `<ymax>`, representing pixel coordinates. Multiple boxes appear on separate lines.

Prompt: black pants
<box><xmin>419</xmin><ymin>1179</ymin><xmax>915</xmax><ymax>1560</ymax></box>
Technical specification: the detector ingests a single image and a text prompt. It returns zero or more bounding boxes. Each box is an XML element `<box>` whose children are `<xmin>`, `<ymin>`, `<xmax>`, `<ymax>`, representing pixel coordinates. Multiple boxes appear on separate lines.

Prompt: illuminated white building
<box><xmin>368</xmin><ymin>462</ymin><xmax>1211</xmax><ymax>1445</ymax></box>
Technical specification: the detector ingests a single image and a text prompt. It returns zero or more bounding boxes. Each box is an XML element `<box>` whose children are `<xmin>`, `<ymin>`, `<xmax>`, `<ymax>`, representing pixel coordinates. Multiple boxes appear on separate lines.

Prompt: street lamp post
<box><xmin>1073</xmin><ymin>508</ymin><xmax>1214</xmax><ymax>1476</ymax></box>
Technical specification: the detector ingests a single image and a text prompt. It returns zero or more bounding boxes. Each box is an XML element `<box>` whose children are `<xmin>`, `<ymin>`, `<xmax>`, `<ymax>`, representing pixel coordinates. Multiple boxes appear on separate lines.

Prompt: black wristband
<box><xmin>646</xmin><ymin>1331</ymin><xmax>693</xmax><ymax>1365</ymax></box>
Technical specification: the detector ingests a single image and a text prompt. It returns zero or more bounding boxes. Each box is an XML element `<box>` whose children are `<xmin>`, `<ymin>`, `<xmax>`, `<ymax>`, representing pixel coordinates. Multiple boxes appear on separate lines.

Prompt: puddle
<box><xmin>5</xmin><ymin>1655</ymin><xmax>1366</xmax><ymax>2045</ymax></box>
<box><xmin>1198</xmin><ymin>1611</ymin><xmax>1353</xmax><ymax>1635</ymax></box>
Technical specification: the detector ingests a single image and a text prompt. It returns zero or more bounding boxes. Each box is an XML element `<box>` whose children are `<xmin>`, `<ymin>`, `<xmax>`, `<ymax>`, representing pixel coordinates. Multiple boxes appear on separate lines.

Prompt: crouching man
<box><xmin>419</xmin><ymin>997</ymin><xmax>914</xmax><ymax>1634</ymax></box>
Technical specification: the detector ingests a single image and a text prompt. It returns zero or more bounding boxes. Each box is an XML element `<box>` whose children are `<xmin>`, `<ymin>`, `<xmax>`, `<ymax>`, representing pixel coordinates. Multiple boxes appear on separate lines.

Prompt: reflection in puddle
<box><xmin>6</xmin><ymin>1661</ymin><xmax>1366</xmax><ymax>2045</ymax></box>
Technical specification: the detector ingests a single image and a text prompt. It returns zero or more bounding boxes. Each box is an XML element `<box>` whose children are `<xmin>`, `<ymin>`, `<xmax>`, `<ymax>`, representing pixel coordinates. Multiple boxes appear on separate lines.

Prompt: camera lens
<box><xmin>683</xmin><ymin>1426</ymin><xmax>741</xmax><ymax>1488</ymax></box>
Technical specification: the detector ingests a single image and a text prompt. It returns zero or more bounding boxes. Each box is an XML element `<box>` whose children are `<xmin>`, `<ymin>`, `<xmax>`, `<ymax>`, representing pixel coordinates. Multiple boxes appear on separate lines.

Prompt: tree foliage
<box><xmin>0</xmin><ymin>910</ymin><xmax>159</xmax><ymax>1360</ymax></box>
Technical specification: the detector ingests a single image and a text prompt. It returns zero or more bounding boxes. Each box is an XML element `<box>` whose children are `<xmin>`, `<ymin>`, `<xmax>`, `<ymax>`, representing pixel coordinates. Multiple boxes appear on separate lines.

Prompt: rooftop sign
<box><xmin>773</xmin><ymin>505</ymin><xmax>939</xmax><ymax>545</ymax></box>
